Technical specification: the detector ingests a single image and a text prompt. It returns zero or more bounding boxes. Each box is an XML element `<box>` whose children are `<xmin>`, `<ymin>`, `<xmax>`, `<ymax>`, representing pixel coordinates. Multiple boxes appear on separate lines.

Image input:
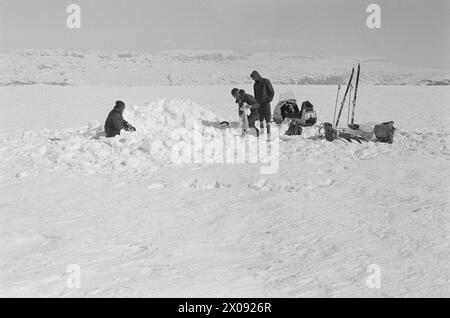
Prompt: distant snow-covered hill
<box><xmin>0</xmin><ymin>49</ymin><xmax>448</xmax><ymax>86</ymax></box>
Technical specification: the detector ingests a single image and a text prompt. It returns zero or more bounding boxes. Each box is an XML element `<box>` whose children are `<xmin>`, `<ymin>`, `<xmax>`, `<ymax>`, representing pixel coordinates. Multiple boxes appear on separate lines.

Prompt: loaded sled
<box><xmin>273</xmin><ymin>91</ymin><xmax>318</xmax><ymax>137</ymax></box>
<box><xmin>273</xmin><ymin>91</ymin><xmax>317</xmax><ymax>127</ymax></box>
<box><xmin>321</xmin><ymin>64</ymin><xmax>396</xmax><ymax>144</ymax></box>
<box><xmin>320</xmin><ymin>121</ymin><xmax>395</xmax><ymax>144</ymax></box>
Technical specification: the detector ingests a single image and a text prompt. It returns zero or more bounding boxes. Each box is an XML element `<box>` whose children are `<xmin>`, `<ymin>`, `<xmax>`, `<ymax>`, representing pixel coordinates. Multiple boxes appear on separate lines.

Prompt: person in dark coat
<box><xmin>250</xmin><ymin>70</ymin><xmax>274</xmax><ymax>136</ymax></box>
<box><xmin>104</xmin><ymin>100</ymin><xmax>136</xmax><ymax>138</ymax></box>
<box><xmin>231</xmin><ymin>88</ymin><xmax>260</xmax><ymax>137</ymax></box>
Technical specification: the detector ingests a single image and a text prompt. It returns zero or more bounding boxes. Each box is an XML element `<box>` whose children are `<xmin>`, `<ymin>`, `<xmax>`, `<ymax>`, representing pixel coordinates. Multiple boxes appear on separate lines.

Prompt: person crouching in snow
<box><xmin>104</xmin><ymin>100</ymin><xmax>136</xmax><ymax>138</ymax></box>
<box><xmin>231</xmin><ymin>88</ymin><xmax>260</xmax><ymax>137</ymax></box>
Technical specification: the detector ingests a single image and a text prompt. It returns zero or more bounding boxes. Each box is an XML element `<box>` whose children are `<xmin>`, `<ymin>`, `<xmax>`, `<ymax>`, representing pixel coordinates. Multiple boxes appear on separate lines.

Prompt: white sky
<box><xmin>0</xmin><ymin>0</ymin><xmax>449</xmax><ymax>68</ymax></box>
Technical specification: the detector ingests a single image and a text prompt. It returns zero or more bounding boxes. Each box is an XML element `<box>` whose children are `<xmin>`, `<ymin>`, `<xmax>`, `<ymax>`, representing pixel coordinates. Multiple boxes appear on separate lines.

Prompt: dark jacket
<box><xmin>235</xmin><ymin>89</ymin><xmax>260</xmax><ymax>118</ymax></box>
<box><xmin>251</xmin><ymin>71</ymin><xmax>274</xmax><ymax>105</ymax></box>
<box><xmin>104</xmin><ymin>106</ymin><xmax>133</xmax><ymax>137</ymax></box>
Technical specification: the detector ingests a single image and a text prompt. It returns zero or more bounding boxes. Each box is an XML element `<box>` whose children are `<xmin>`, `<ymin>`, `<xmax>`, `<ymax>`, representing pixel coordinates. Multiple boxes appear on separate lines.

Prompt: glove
<box><xmin>124</xmin><ymin>122</ymin><xmax>136</xmax><ymax>131</ymax></box>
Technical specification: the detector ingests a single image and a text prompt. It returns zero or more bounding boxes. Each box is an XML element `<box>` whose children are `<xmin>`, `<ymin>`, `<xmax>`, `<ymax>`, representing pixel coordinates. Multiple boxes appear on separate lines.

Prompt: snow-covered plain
<box><xmin>1</xmin><ymin>49</ymin><xmax>449</xmax><ymax>86</ymax></box>
<box><xmin>1</xmin><ymin>82</ymin><xmax>449</xmax><ymax>297</ymax></box>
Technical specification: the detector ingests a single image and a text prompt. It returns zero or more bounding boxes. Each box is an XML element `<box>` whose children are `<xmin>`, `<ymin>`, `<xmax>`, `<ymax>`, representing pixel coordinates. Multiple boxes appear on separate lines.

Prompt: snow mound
<box><xmin>124</xmin><ymin>98</ymin><xmax>218</xmax><ymax>134</ymax></box>
<box><xmin>1</xmin><ymin>98</ymin><xmax>448</xmax><ymax>179</ymax></box>
<box><xmin>0</xmin><ymin>99</ymin><xmax>222</xmax><ymax>177</ymax></box>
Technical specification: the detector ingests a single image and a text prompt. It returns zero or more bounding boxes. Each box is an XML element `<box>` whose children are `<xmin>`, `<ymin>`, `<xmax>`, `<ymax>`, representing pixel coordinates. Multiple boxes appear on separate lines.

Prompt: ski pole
<box><xmin>332</xmin><ymin>84</ymin><xmax>341</xmax><ymax>126</ymax></box>
<box><xmin>80</xmin><ymin>125</ymin><xmax>102</xmax><ymax>135</ymax></box>
<box><xmin>347</xmin><ymin>84</ymin><xmax>352</xmax><ymax>125</ymax></box>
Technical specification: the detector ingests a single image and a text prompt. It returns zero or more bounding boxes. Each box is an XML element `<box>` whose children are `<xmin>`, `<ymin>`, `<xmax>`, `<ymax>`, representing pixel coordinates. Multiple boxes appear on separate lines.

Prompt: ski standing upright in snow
<box><xmin>332</xmin><ymin>84</ymin><xmax>341</xmax><ymax>125</ymax></box>
<box><xmin>349</xmin><ymin>64</ymin><xmax>361</xmax><ymax>129</ymax></box>
<box><xmin>334</xmin><ymin>68</ymin><xmax>355</xmax><ymax>127</ymax></box>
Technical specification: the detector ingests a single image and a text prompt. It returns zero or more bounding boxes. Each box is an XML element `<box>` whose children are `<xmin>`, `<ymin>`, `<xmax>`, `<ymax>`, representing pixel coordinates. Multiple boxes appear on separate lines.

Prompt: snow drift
<box><xmin>1</xmin><ymin>99</ymin><xmax>448</xmax><ymax>180</ymax></box>
<box><xmin>1</xmin><ymin>99</ymin><xmax>219</xmax><ymax>177</ymax></box>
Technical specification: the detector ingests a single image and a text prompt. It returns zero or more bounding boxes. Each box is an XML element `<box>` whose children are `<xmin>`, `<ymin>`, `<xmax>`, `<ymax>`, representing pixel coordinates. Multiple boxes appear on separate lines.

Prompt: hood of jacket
<box><xmin>250</xmin><ymin>70</ymin><xmax>263</xmax><ymax>82</ymax></box>
<box><xmin>235</xmin><ymin>89</ymin><xmax>246</xmax><ymax>103</ymax></box>
<box><xmin>113</xmin><ymin>104</ymin><xmax>125</xmax><ymax>114</ymax></box>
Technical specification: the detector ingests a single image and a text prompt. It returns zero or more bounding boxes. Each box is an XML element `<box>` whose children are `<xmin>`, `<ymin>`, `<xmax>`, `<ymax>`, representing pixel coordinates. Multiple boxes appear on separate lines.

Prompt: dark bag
<box><xmin>285</xmin><ymin>120</ymin><xmax>303</xmax><ymax>136</ymax></box>
<box><xmin>301</xmin><ymin>100</ymin><xmax>314</xmax><ymax>112</ymax></box>
<box><xmin>323</xmin><ymin>122</ymin><xmax>337</xmax><ymax>141</ymax></box>
<box><xmin>374</xmin><ymin>121</ymin><xmax>395</xmax><ymax>143</ymax></box>
<box><xmin>300</xmin><ymin>101</ymin><xmax>317</xmax><ymax>126</ymax></box>
<box><xmin>281</xmin><ymin>101</ymin><xmax>300</xmax><ymax>120</ymax></box>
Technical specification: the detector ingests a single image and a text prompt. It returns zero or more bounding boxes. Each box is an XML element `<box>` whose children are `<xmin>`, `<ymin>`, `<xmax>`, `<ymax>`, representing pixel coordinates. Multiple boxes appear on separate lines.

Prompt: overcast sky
<box><xmin>0</xmin><ymin>0</ymin><xmax>448</xmax><ymax>69</ymax></box>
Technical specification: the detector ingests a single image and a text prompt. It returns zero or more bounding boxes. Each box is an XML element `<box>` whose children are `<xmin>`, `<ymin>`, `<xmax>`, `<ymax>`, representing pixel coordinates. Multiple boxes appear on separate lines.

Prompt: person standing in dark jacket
<box><xmin>104</xmin><ymin>100</ymin><xmax>136</xmax><ymax>137</ymax></box>
<box><xmin>231</xmin><ymin>88</ymin><xmax>260</xmax><ymax>137</ymax></box>
<box><xmin>250</xmin><ymin>70</ymin><xmax>274</xmax><ymax>138</ymax></box>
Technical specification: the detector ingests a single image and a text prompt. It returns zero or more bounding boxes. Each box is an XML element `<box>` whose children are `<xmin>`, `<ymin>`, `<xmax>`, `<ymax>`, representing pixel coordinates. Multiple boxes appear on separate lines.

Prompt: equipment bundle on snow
<box><xmin>273</xmin><ymin>92</ymin><xmax>317</xmax><ymax>126</ymax></box>
<box><xmin>299</xmin><ymin>101</ymin><xmax>317</xmax><ymax>126</ymax></box>
<box><xmin>321</xmin><ymin>121</ymin><xmax>395</xmax><ymax>144</ymax></box>
<box><xmin>273</xmin><ymin>91</ymin><xmax>298</xmax><ymax>123</ymax></box>
<box><xmin>321</xmin><ymin>122</ymin><xmax>369</xmax><ymax>143</ymax></box>
<box><xmin>324</xmin><ymin>65</ymin><xmax>396</xmax><ymax>144</ymax></box>
<box><xmin>323</xmin><ymin>122</ymin><xmax>338</xmax><ymax>142</ymax></box>
<box><xmin>280</xmin><ymin>100</ymin><xmax>300</xmax><ymax>121</ymax></box>
<box><xmin>374</xmin><ymin>121</ymin><xmax>395</xmax><ymax>143</ymax></box>
<box><xmin>285</xmin><ymin>121</ymin><xmax>303</xmax><ymax>136</ymax></box>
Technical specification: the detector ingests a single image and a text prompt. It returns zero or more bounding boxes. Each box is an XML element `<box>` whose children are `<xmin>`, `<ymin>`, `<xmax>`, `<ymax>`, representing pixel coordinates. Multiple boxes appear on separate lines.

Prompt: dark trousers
<box><xmin>248</xmin><ymin>114</ymin><xmax>259</xmax><ymax>137</ymax></box>
<box><xmin>258</xmin><ymin>103</ymin><xmax>271</xmax><ymax>133</ymax></box>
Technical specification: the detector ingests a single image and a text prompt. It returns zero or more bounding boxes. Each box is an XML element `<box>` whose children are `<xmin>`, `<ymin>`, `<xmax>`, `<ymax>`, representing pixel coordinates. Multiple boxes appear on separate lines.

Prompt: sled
<box><xmin>320</xmin><ymin>122</ymin><xmax>371</xmax><ymax>143</ymax></box>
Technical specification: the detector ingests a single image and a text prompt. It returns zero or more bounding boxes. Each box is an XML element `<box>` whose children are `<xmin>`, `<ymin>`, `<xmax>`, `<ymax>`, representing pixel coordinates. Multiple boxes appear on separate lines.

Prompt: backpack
<box><xmin>285</xmin><ymin>119</ymin><xmax>303</xmax><ymax>136</ymax></box>
<box><xmin>323</xmin><ymin>122</ymin><xmax>337</xmax><ymax>141</ymax></box>
<box><xmin>280</xmin><ymin>101</ymin><xmax>300</xmax><ymax>120</ymax></box>
<box><xmin>300</xmin><ymin>101</ymin><xmax>317</xmax><ymax>126</ymax></box>
<box><xmin>374</xmin><ymin>121</ymin><xmax>395</xmax><ymax>143</ymax></box>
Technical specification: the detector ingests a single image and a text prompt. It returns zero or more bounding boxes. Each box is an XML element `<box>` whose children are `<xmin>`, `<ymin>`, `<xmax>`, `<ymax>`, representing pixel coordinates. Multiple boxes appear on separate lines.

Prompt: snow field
<box><xmin>0</xmin><ymin>85</ymin><xmax>449</xmax><ymax>297</ymax></box>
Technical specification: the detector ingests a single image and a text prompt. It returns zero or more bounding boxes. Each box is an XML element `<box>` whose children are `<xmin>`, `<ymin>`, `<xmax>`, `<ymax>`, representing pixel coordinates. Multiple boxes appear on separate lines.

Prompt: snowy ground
<box><xmin>1</xmin><ymin>85</ymin><xmax>449</xmax><ymax>297</ymax></box>
<box><xmin>2</xmin><ymin>49</ymin><xmax>448</xmax><ymax>86</ymax></box>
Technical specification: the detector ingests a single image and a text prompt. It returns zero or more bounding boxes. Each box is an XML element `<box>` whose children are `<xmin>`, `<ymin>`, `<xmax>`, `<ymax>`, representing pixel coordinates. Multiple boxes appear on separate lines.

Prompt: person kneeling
<box><xmin>104</xmin><ymin>100</ymin><xmax>136</xmax><ymax>138</ymax></box>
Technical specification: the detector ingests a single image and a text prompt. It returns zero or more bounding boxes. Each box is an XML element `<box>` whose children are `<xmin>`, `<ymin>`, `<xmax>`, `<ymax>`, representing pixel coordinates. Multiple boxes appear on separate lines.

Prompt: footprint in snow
<box><xmin>249</xmin><ymin>178</ymin><xmax>334</xmax><ymax>192</ymax></box>
<box><xmin>181</xmin><ymin>179</ymin><xmax>231</xmax><ymax>190</ymax></box>
<box><xmin>15</xmin><ymin>172</ymin><xmax>28</xmax><ymax>178</ymax></box>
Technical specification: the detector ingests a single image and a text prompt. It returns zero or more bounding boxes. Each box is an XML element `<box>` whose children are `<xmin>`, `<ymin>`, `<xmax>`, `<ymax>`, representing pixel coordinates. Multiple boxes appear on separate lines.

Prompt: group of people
<box><xmin>231</xmin><ymin>70</ymin><xmax>274</xmax><ymax>139</ymax></box>
<box><xmin>104</xmin><ymin>70</ymin><xmax>274</xmax><ymax>139</ymax></box>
